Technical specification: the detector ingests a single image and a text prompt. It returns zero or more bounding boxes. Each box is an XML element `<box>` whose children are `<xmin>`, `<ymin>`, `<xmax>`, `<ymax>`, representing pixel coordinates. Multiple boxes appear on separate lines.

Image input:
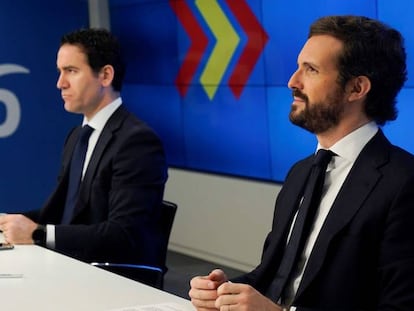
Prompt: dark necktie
<box><xmin>267</xmin><ymin>149</ymin><xmax>334</xmax><ymax>302</ymax></box>
<box><xmin>61</xmin><ymin>125</ymin><xmax>94</xmax><ymax>224</ymax></box>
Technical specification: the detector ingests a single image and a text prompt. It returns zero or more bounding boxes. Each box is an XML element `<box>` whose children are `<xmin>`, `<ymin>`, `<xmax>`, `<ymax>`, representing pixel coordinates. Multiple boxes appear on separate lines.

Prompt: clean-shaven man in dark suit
<box><xmin>0</xmin><ymin>28</ymin><xmax>168</xmax><ymax>266</ymax></box>
<box><xmin>189</xmin><ymin>15</ymin><xmax>414</xmax><ymax>311</ymax></box>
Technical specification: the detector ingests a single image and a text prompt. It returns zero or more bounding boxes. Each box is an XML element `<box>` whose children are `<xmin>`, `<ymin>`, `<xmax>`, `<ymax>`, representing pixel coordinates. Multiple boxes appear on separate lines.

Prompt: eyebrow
<box><xmin>57</xmin><ymin>65</ymin><xmax>79</xmax><ymax>72</ymax></box>
<box><xmin>302</xmin><ymin>61</ymin><xmax>320</xmax><ymax>70</ymax></box>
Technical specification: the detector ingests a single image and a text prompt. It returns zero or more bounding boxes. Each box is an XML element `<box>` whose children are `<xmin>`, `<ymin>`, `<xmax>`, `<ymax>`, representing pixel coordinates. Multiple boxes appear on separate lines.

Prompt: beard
<box><xmin>289</xmin><ymin>88</ymin><xmax>345</xmax><ymax>134</ymax></box>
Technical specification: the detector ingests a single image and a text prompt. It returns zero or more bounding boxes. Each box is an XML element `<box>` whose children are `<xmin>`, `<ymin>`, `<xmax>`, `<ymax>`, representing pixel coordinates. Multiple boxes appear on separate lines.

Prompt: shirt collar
<box><xmin>316</xmin><ymin>121</ymin><xmax>378</xmax><ymax>163</ymax></box>
<box><xmin>82</xmin><ymin>97</ymin><xmax>122</xmax><ymax>132</ymax></box>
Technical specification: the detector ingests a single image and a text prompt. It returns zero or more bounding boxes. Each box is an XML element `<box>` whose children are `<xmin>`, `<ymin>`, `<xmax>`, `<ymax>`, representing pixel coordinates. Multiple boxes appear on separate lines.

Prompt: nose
<box><xmin>56</xmin><ymin>73</ymin><xmax>67</xmax><ymax>89</ymax></box>
<box><xmin>287</xmin><ymin>68</ymin><xmax>302</xmax><ymax>90</ymax></box>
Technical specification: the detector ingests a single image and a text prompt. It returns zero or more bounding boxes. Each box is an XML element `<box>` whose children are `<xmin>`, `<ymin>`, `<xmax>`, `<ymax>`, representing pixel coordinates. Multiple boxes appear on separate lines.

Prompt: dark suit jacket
<box><xmin>233</xmin><ymin>130</ymin><xmax>414</xmax><ymax>310</ymax></box>
<box><xmin>25</xmin><ymin>105</ymin><xmax>168</xmax><ymax>266</ymax></box>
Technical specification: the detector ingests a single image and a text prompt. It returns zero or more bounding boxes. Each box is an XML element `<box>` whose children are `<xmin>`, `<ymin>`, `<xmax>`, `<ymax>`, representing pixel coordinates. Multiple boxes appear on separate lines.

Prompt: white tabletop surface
<box><xmin>0</xmin><ymin>239</ymin><xmax>194</xmax><ymax>311</ymax></box>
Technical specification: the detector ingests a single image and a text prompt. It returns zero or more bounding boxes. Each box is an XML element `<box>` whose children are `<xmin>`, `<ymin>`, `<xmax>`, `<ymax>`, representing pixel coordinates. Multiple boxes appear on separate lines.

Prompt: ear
<box><xmin>99</xmin><ymin>65</ymin><xmax>115</xmax><ymax>88</ymax></box>
<box><xmin>346</xmin><ymin>75</ymin><xmax>371</xmax><ymax>102</ymax></box>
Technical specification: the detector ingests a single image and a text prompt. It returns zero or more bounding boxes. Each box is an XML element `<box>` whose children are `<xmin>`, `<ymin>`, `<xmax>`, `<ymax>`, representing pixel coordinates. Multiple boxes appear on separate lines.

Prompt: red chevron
<box><xmin>170</xmin><ymin>0</ymin><xmax>209</xmax><ymax>96</ymax></box>
<box><xmin>225</xmin><ymin>0</ymin><xmax>269</xmax><ymax>99</ymax></box>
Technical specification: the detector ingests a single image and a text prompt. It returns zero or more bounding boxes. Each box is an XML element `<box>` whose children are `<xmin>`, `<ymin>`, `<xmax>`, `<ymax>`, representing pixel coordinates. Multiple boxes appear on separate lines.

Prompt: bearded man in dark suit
<box><xmin>189</xmin><ymin>15</ymin><xmax>414</xmax><ymax>311</ymax></box>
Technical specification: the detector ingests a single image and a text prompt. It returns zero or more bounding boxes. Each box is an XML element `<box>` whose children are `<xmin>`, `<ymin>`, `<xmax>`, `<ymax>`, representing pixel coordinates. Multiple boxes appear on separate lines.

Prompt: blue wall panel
<box><xmin>0</xmin><ymin>1</ymin><xmax>88</xmax><ymax>212</ymax></box>
<box><xmin>109</xmin><ymin>0</ymin><xmax>414</xmax><ymax>183</ymax></box>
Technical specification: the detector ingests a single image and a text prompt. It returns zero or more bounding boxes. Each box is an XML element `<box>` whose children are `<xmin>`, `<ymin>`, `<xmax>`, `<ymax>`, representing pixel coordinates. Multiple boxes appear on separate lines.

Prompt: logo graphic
<box><xmin>0</xmin><ymin>64</ymin><xmax>30</xmax><ymax>137</ymax></box>
<box><xmin>170</xmin><ymin>0</ymin><xmax>268</xmax><ymax>100</ymax></box>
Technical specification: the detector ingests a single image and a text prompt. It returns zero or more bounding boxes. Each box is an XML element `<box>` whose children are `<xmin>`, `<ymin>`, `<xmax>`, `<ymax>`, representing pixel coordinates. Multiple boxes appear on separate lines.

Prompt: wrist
<box><xmin>32</xmin><ymin>224</ymin><xmax>46</xmax><ymax>246</ymax></box>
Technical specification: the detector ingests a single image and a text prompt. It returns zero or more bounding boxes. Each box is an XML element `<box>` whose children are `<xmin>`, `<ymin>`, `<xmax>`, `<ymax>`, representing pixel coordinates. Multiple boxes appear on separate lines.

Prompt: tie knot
<box><xmin>79</xmin><ymin>125</ymin><xmax>94</xmax><ymax>142</ymax></box>
<box><xmin>313</xmin><ymin>149</ymin><xmax>334</xmax><ymax>168</ymax></box>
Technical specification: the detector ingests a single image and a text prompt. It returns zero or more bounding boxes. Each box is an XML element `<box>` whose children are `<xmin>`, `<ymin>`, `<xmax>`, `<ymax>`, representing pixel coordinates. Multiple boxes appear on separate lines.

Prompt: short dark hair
<box><xmin>309</xmin><ymin>15</ymin><xmax>407</xmax><ymax>125</ymax></box>
<box><xmin>60</xmin><ymin>28</ymin><xmax>125</xmax><ymax>92</ymax></box>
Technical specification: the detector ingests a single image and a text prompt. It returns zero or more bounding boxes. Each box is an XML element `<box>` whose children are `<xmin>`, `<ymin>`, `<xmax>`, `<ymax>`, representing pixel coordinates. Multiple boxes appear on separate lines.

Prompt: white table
<box><xmin>0</xmin><ymin>238</ymin><xmax>194</xmax><ymax>311</ymax></box>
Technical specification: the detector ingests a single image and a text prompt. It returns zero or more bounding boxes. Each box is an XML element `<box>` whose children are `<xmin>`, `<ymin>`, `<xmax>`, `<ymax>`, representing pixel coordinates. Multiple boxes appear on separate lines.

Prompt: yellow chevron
<box><xmin>196</xmin><ymin>0</ymin><xmax>240</xmax><ymax>100</ymax></box>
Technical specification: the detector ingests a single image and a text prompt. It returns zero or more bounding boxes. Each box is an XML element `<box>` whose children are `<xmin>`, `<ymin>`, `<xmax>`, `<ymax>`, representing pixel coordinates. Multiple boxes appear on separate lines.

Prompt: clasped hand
<box><xmin>189</xmin><ymin>269</ymin><xmax>283</xmax><ymax>311</ymax></box>
<box><xmin>0</xmin><ymin>214</ymin><xmax>37</xmax><ymax>244</ymax></box>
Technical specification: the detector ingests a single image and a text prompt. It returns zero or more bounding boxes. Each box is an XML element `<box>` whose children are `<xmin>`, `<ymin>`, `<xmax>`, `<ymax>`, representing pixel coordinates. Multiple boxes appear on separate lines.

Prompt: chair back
<box><xmin>91</xmin><ymin>200</ymin><xmax>177</xmax><ymax>289</ymax></box>
<box><xmin>158</xmin><ymin>200</ymin><xmax>177</xmax><ymax>271</ymax></box>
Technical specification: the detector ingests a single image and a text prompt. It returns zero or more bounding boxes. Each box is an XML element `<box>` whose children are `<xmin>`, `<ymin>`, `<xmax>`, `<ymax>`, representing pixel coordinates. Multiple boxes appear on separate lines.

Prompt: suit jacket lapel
<box><xmin>38</xmin><ymin>126</ymin><xmax>80</xmax><ymax>222</ymax></box>
<box><xmin>257</xmin><ymin>158</ymin><xmax>314</xmax><ymax>291</ymax></box>
<box><xmin>72</xmin><ymin>106</ymin><xmax>128</xmax><ymax>220</ymax></box>
<box><xmin>62</xmin><ymin>126</ymin><xmax>82</xmax><ymax>175</ymax></box>
<box><xmin>295</xmin><ymin>130</ymin><xmax>390</xmax><ymax>298</ymax></box>
<box><xmin>273</xmin><ymin>159</ymin><xmax>314</xmax><ymax>243</ymax></box>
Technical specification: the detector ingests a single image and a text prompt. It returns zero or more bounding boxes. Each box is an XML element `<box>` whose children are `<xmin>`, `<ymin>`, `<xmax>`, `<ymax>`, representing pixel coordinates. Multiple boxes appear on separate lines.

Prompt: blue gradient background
<box><xmin>110</xmin><ymin>0</ymin><xmax>414</xmax><ymax>183</ymax></box>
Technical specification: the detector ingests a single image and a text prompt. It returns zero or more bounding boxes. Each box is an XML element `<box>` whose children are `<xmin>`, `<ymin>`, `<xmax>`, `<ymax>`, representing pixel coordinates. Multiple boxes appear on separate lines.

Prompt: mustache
<box><xmin>292</xmin><ymin>89</ymin><xmax>308</xmax><ymax>102</ymax></box>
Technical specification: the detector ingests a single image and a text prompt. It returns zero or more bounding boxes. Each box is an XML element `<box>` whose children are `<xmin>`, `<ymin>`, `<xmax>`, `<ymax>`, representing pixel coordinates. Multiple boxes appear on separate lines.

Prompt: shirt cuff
<box><xmin>46</xmin><ymin>224</ymin><xmax>55</xmax><ymax>248</ymax></box>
